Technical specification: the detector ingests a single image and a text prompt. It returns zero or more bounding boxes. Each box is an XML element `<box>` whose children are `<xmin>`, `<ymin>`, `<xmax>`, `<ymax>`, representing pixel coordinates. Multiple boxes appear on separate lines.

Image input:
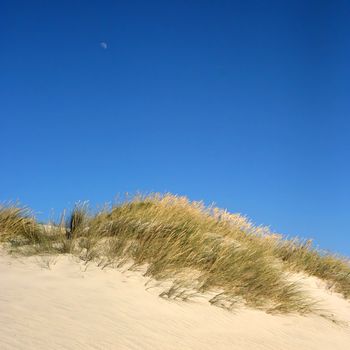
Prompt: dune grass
<box><xmin>1</xmin><ymin>194</ymin><xmax>349</xmax><ymax>314</ymax></box>
<box><xmin>272</xmin><ymin>238</ymin><xmax>350</xmax><ymax>298</ymax></box>
<box><xmin>0</xmin><ymin>205</ymin><xmax>41</xmax><ymax>243</ymax></box>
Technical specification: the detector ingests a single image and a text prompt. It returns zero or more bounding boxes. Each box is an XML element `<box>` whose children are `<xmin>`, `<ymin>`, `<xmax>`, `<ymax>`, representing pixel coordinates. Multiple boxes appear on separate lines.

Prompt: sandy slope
<box><xmin>1</xmin><ymin>250</ymin><xmax>349</xmax><ymax>350</ymax></box>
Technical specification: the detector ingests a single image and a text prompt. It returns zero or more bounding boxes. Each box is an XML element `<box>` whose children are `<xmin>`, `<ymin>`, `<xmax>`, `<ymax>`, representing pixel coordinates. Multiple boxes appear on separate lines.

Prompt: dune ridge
<box><xmin>1</xmin><ymin>193</ymin><xmax>350</xmax><ymax>349</ymax></box>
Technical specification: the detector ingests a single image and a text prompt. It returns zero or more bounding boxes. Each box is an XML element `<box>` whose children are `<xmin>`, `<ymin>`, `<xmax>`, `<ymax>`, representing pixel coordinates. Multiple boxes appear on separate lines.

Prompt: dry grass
<box><xmin>272</xmin><ymin>238</ymin><xmax>350</xmax><ymax>298</ymax></box>
<box><xmin>1</xmin><ymin>194</ymin><xmax>349</xmax><ymax>314</ymax></box>
<box><xmin>0</xmin><ymin>205</ymin><xmax>41</xmax><ymax>244</ymax></box>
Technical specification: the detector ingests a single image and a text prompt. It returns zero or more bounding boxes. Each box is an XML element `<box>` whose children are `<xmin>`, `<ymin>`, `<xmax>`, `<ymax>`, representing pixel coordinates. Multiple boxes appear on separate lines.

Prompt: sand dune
<box><xmin>1</xmin><ymin>250</ymin><xmax>349</xmax><ymax>350</ymax></box>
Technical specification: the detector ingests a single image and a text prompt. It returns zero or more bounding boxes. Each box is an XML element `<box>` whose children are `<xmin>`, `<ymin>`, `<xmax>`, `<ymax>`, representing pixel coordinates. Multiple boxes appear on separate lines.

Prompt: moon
<box><xmin>100</xmin><ymin>42</ymin><xmax>108</xmax><ymax>49</ymax></box>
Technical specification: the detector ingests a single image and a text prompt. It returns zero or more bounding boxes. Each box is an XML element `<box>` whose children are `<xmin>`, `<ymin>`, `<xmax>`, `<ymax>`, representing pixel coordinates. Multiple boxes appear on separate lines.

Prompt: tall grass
<box><xmin>66</xmin><ymin>202</ymin><xmax>89</xmax><ymax>239</ymax></box>
<box><xmin>0</xmin><ymin>205</ymin><xmax>40</xmax><ymax>244</ymax></box>
<box><xmin>273</xmin><ymin>238</ymin><xmax>350</xmax><ymax>298</ymax></box>
<box><xmin>1</xmin><ymin>194</ymin><xmax>349</xmax><ymax>314</ymax></box>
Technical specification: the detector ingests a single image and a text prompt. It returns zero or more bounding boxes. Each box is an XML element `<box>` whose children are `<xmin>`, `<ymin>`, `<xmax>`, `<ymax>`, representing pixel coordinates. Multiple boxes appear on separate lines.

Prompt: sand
<box><xmin>1</xmin><ymin>249</ymin><xmax>349</xmax><ymax>350</ymax></box>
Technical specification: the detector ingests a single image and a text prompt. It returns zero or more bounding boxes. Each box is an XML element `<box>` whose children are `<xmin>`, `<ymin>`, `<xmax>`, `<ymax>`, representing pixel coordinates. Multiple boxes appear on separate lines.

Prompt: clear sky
<box><xmin>1</xmin><ymin>1</ymin><xmax>349</xmax><ymax>255</ymax></box>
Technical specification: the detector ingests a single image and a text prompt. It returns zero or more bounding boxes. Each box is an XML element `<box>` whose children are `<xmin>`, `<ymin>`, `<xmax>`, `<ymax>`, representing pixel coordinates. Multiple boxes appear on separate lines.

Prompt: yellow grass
<box><xmin>1</xmin><ymin>194</ymin><xmax>349</xmax><ymax>314</ymax></box>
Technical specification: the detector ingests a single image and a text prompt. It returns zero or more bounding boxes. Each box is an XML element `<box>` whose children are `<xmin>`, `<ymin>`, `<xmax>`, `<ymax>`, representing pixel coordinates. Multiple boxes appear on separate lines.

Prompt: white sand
<box><xmin>1</xmin><ymin>250</ymin><xmax>349</xmax><ymax>350</ymax></box>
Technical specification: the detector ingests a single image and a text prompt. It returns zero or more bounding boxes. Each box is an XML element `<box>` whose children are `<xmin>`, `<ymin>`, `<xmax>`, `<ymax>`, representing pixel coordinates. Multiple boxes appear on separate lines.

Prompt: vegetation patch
<box><xmin>1</xmin><ymin>194</ymin><xmax>349</xmax><ymax>314</ymax></box>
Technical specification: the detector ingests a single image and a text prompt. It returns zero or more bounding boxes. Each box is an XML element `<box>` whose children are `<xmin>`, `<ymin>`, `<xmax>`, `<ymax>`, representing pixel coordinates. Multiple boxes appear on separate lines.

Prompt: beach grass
<box><xmin>1</xmin><ymin>194</ymin><xmax>349</xmax><ymax>313</ymax></box>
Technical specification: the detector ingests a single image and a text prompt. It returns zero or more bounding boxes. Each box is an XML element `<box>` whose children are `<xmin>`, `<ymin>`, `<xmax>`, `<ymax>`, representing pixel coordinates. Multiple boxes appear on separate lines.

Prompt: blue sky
<box><xmin>1</xmin><ymin>1</ymin><xmax>349</xmax><ymax>255</ymax></box>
